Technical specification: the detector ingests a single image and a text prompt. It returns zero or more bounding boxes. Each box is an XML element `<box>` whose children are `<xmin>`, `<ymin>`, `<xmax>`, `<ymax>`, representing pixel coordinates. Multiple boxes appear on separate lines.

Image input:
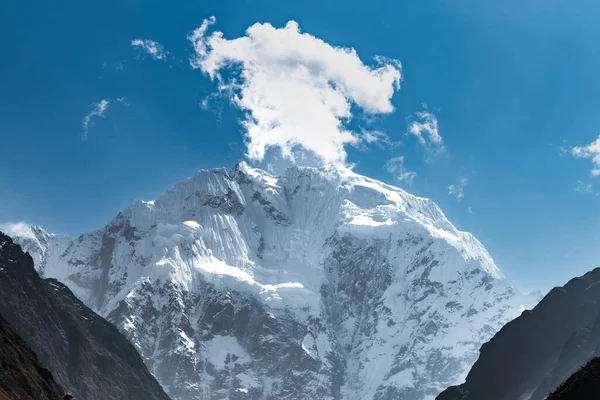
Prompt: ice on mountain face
<box><xmin>11</xmin><ymin>162</ymin><xmax>537</xmax><ymax>400</ymax></box>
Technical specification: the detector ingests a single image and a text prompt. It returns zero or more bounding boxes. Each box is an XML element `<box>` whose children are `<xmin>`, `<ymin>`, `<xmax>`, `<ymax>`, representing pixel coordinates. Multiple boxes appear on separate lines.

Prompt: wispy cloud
<box><xmin>574</xmin><ymin>180</ymin><xmax>600</xmax><ymax>196</ymax></box>
<box><xmin>448</xmin><ymin>177</ymin><xmax>468</xmax><ymax>201</ymax></box>
<box><xmin>116</xmin><ymin>97</ymin><xmax>131</xmax><ymax>107</ymax></box>
<box><xmin>385</xmin><ymin>156</ymin><xmax>416</xmax><ymax>185</ymax></box>
<box><xmin>364</xmin><ymin>130</ymin><xmax>392</xmax><ymax>146</ymax></box>
<box><xmin>81</xmin><ymin>100</ymin><xmax>109</xmax><ymax>140</ymax></box>
<box><xmin>113</xmin><ymin>60</ymin><xmax>125</xmax><ymax>71</ymax></box>
<box><xmin>575</xmin><ymin>180</ymin><xmax>593</xmax><ymax>194</ymax></box>
<box><xmin>189</xmin><ymin>17</ymin><xmax>402</xmax><ymax>165</ymax></box>
<box><xmin>101</xmin><ymin>60</ymin><xmax>126</xmax><ymax>71</ymax></box>
<box><xmin>407</xmin><ymin>105</ymin><xmax>445</xmax><ymax>155</ymax></box>
<box><xmin>131</xmin><ymin>39</ymin><xmax>170</xmax><ymax>61</ymax></box>
<box><xmin>352</xmin><ymin>129</ymin><xmax>392</xmax><ymax>151</ymax></box>
<box><xmin>571</xmin><ymin>134</ymin><xmax>600</xmax><ymax>176</ymax></box>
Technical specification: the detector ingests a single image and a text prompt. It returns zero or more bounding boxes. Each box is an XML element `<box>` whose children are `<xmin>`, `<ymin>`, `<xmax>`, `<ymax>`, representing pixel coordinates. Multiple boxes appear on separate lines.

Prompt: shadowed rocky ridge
<box><xmin>437</xmin><ymin>268</ymin><xmax>600</xmax><ymax>400</ymax></box>
<box><xmin>0</xmin><ymin>313</ymin><xmax>64</xmax><ymax>400</ymax></box>
<box><xmin>0</xmin><ymin>231</ymin><xmax>171</xmax><ymax>400</ymax></box>
<box><xmin>546</xmin><ymin>357</ymin><xmax>600</xmax><ymax>400</ymax></box>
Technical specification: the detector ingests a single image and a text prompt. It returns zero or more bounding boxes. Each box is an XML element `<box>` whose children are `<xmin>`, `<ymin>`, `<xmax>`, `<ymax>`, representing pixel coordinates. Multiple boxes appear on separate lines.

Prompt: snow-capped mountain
<box><xmin>9</xmin><ymin>162</ymin><xmax>536</xmax><ymax>400</ymax></box>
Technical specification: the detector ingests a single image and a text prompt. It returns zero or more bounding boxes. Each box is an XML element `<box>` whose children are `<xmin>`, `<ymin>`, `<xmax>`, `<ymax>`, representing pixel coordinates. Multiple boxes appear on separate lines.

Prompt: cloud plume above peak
<box><xmin>189</xmin><ymin>17</ymin><xmax>402</xmax><ymax>164</ymax></box>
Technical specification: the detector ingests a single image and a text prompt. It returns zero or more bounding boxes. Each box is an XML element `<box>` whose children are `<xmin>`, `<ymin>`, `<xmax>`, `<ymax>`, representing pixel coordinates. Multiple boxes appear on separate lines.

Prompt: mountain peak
<box><xmin>8</xmin><ymin>163</ymin><xmax>534</xmax><ymax>400</ymax></box>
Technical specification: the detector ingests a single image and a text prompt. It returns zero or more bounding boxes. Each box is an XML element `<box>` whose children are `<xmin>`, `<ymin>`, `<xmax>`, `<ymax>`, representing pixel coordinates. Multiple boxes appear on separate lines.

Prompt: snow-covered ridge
<box><xmin>9</xmin><ymin>162</ymin><xmax>536</xmax><ymax>400</ymax></box>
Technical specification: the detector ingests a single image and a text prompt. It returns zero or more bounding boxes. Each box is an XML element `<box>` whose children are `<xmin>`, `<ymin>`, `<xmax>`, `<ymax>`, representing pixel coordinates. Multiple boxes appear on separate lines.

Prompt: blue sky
<box><xmin>2</xmin><ymin>0</ymin><xmax>600</xmax><ymax>292</ymax></box>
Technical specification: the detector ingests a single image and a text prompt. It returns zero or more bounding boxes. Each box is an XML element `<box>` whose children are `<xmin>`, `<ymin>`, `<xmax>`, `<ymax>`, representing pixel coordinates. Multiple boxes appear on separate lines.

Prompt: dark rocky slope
<box><xmin>0</xmin><ymin>231</ymin><xmax>170</xmax><ymax>400</ymax></box>
<box><xmin>437</xmin><ymin>268</ymin><xmax>600</xmax><ymax>400</ymax></box>
<box><xmin>546</xmin><ymin>357</ymin><xmax>600</xmax><ymax>400</ymax></box>
<box><xmin>0</xmin><ymin>314</ymin><xmax>65</xmax><ymax>400</ymax></box>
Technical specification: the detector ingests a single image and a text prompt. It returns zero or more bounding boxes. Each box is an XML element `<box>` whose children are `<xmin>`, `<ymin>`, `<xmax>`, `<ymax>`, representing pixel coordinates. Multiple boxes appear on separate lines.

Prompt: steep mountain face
<box><xmin>12</xmin><ymin>163</ymin><xmax>534</xmax><ymax>400</ymax></box>
<box><xmin>546</xmin><ymin>357</ymin><xmax>600</xmax><ymax>400</ymax></box>
<box><xmin>436</xmin><ymin>268</ymin><xmax>600</xmax><ymax>400</ymax></box>
<box><xmin>0</xmin><ymin>232</ymin><xmax>171</xmax><ymax>400</ymax></box>
<box><xmin>0</xmin><ymin>314</ymin><xmax>65</xmax><ymax>400</ymax></box>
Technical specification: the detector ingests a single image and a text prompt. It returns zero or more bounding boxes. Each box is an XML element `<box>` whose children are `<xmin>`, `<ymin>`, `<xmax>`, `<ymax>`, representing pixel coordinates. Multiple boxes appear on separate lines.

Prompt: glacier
<box><xmin>8</xmin><ymin>162</ymin><xmax>537</xmax><ymax>400</ymax></box>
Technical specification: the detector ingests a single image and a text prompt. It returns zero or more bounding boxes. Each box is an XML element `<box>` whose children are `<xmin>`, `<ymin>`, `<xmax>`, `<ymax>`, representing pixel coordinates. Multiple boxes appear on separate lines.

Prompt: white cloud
<box><xmin>117</xmin><ymin>97</ymin><xmax>131</xmax><ymax>107</ymax></box>
<box><xmin>361</xmin><ymin>130</ymin><xmax>391</xmax><ymax>146</ymax></box>
<box><xmin>81</xmin><ymin>99</ymin><xmax>109</xmax><ymax>140</ymax></box>
<box><xmin>448</xmin><ymin>177</ymin><xmax>468</xmax><ymax>201</ymax></box>
<box><xmin>575</xmin><ymin>180</ymin><xmax>593</xmax><ymax>193</ymax></box>
<box><xmin>351</xmin><ymin>129</ymin><xmax>392</xmax><ymax>151</ymax></box>
<box><xmin>385</xmin><ymin>156</ymin><xmax>416</xmax><ymax>185</ymax></box>
<box><xmin>131</xmin><ymin>39</ymin><xmax>170</xmax><ymax>61</ymax></box>
<box><xmin>559</xmin><ymin>144</ymin><xmax>569</xmax><ymax>155</ymax></box>
<box><xmin>113</xmin><ymin>60</ymin><xmax>125</xmax><ymax>71</ymax></box>
<box><xmin>407</xmin><ymin>106</ymin><xmax>445</xmax><ymax>154</ymax></box>
<box><xmin>189</xmin><ymin>17</ymin><xmax>402</xmax><ymax>164</ymax></box>
<box><xmin>574</xmin><ymin>180</ymin><xmax>600</xmax><ymax>196</ymax></box>
<box><xmin>571</xmin><ymin>134</ymin><xmax>600</xmax><ymax>176</ymax></box>
<box><xmin>0</xmin><ymin>222</ymin><xmax>35</xmax><ymax>240</ymax></box>
<box><xmin>101</xmin><ymin>60</ymin><xmax>126</xmax><ymax>71</ymax></box>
